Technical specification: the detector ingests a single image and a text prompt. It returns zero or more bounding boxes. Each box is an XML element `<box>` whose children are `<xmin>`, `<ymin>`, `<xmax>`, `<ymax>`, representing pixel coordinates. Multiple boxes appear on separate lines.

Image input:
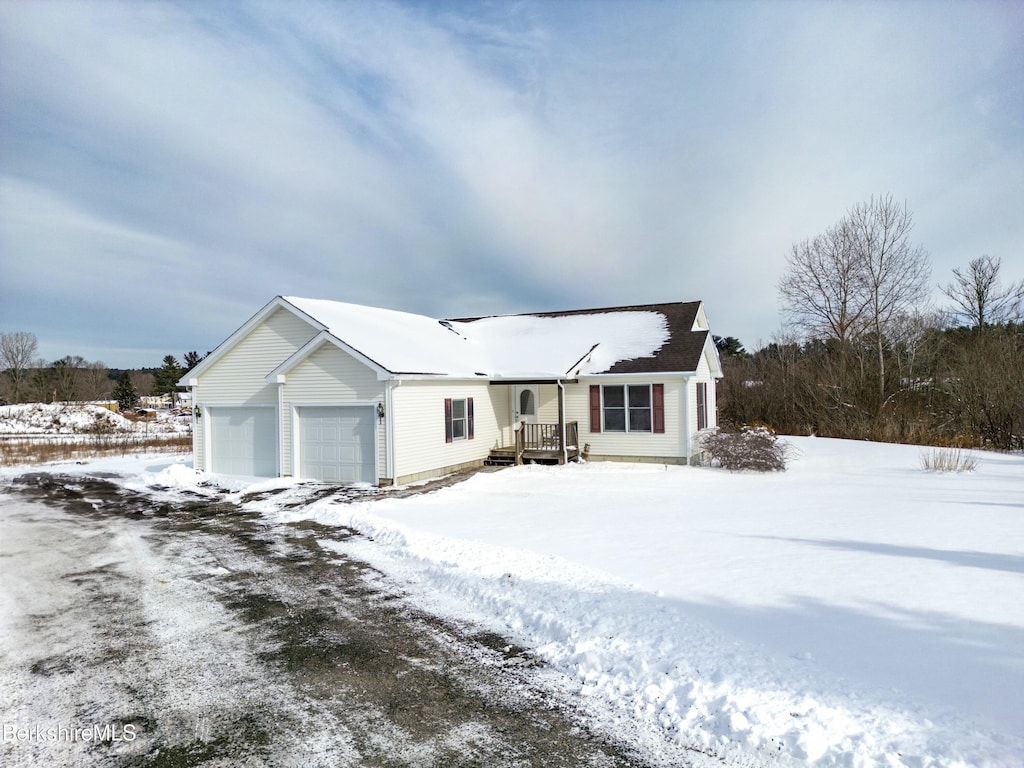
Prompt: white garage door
<box><xmin>298</xmin><ymin>406</ymin><xmax>375</xmax><ymax>484</ymax></box>
<box><xmin>209</xmin><ymin>407</ymin><xmax>277</xmax><ymax>477</ymax></box>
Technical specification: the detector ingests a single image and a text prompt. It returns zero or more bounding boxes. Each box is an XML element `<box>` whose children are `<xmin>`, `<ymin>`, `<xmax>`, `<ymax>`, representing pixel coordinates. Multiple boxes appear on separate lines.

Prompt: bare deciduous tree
<box><xmin>941</xmin><ymin>255</ymin><xmax>1024</xmax><ymax>328</ymax></box>
<box><xmin>28</xmin><ymin>358</ymin><xmax>53</xmax><ymax>403</ymax></box>
<box><xmin>846</xmin><ymin>195</ymin><xmax>931</xmax><ymax>402</ymax></box>
<box><xmin>779</xmin><ymin>196</ymin><xmax>931</xmax><ymax>404</ymax></box>
<box><xmin>779</xmin><ymin>221</ymin><xmax>869</xmax><ymax>345</ymax></box>
<box><xmin>131</xmin><ymin>371</ymin><xmax>155</xmax><ymax>402</ymax></box>
<box><xmin>943</xmin><ymin>327</ymin><xmax>1024</xmax><ymax>449</ymax></box>
<box><xmin>53</xmin><ymin>355</ymin><xmax>86</xmax><ymax>403</ymax></box>
<box><xmin>82</xmin><ymin>361</ymin><xmax>112</xmax><ymax>401</ymax></box>
<box><xmin>0</xmin><ymin>331</ymin><xmax>39</xmax><ymax>403</ymax></box>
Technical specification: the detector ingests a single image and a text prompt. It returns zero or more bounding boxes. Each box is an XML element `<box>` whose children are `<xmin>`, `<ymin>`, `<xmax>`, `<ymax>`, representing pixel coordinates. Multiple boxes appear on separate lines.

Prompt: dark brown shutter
<box><xmin>652</xmin><ymin>383</ymin><xmax>665</xmax><ymax>433</ymax></box>
<box><xmin>467</xmin><ymin>397</ymin><xmax>474</xmax><ymax>440</ymax></box>
<box><xmin>697</xmin><ymin>382</ymin><xmax>707</xmax><ymax>430</ymax></box>
<box><xmin>444</xmin><ymin>398</ymin><xmax>453</xmax><ymax>443</ymax></box>
<box><xmin>589</xmin><ymin>385</ymin><xmax>601</xmax><ymax>433</ymax></box>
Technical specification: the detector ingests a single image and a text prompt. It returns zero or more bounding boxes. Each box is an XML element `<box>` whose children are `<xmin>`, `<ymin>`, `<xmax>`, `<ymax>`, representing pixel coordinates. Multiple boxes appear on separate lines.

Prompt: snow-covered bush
<box><xmin>700</xmin><ymin>425</ymin><xmax>790</xmax><ymax>471</ymax></box>
<box><xmin>920</xmin><ymin>447</ymin><xmax>977</xmax><ymax>473</ymax></box>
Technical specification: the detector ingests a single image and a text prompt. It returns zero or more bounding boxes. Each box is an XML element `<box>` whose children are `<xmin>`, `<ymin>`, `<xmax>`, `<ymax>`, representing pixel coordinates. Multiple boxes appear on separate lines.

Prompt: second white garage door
<box><xmin>297</xmin><ymin>406</ymin><xmax>376</xmax><ymax>484</ymax></box>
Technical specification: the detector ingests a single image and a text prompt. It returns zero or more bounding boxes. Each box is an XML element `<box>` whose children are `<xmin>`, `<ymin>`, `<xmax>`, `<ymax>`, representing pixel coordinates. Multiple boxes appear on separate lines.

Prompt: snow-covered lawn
<box><xmin>5</xmin><ymin>437</ymin><xmax>1022</xmax><ymax>766</ymax></box>
<box><xmin>266</xmin><ymin>437</ymin><xmax>1024</xmax><ymax>767</ymax></box>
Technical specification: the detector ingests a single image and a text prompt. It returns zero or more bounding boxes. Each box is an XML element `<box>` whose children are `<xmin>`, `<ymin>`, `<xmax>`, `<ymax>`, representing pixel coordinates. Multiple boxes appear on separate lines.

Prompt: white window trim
<box><xmin>696</xmin><ymin>382</ymin><xmax>708</xmax><ymax>431</ymax></box>
<box><xmin>451</xmin><ymin>397</ymin><xmax>468</xmax><ymax>441</ymax></box>
<box><xmin>602</xmin><ymin>383</ymin><xmax>653</xmax><ymax>433</ymax></box>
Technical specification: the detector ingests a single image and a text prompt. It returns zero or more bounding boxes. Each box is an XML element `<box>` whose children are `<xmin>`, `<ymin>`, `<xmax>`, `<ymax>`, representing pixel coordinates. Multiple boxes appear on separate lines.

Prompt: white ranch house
<box><xmin>180</xmin><ymin>296</ymin><xmax>723</xmax><ymax>485</ymax></box>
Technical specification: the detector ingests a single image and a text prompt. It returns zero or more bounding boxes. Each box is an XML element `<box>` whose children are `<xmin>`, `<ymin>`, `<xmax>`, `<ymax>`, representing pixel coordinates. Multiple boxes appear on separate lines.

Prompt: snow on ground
<box><xmin>0</xmin><ymin>403</ymin><xmax>189</xmax><ymax>436</ymax></box>
<box><xmin>268</xmin><ymin>438</ymin><xmax>1024</xmax><ymax>767</ymax></box>
<box><xmin>6</xmin><ymin>438</ymin><xmax>1023</xmax><ymax>767</ymax></box>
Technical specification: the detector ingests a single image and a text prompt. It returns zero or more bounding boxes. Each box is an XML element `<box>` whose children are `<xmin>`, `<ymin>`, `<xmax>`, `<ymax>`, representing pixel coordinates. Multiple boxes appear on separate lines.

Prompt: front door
<box><xmin>514</xmin><ymin>385</ymin><xmax>539</xmax><ymax>425</ymax></box>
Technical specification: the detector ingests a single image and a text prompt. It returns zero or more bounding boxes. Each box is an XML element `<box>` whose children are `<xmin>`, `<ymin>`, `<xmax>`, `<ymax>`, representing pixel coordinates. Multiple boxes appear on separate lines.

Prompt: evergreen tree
<box><xmin>183</xmin><ymin>350</ymin><xmax>203</xmax><ymax>371</ymax></box>
<box><xmin>153</xmin><ymin>355</ymin><xmax>183</xmax><ymax>399</ymax></box>
<box><xmin>113</xmin><ymin>370</ymin><xmax>139</xmax><ymax>412</ymax></box>
<box><xmin>714</xmin><ymin>335</ymin><xmax>747</xmax><ymax>357</ymax></box>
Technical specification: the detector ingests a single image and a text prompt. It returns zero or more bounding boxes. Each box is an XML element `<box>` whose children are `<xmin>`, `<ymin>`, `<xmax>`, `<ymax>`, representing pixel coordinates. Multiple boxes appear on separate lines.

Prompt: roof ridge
<box><xmin>449</xmin><ymin>300</ymin><xmax>701</xmax><ymax>323</ymax></box>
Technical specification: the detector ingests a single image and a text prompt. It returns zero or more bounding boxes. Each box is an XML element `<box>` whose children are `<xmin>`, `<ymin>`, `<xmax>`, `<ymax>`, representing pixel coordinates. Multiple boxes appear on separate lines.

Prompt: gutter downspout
<box><xmin>186</xmin><ymin>378</ymin><xmax>201</xmax><ymax>471</ymax></box>
<box><xmin>682</xmin><ymin>375</ymin><xmax>692</xmax><ymax>463</ymax></box>
<box><xmin>385</xmin><ymin>379</ymin><xmax>397</xmax><ymax>483</ymax></box>
<box><xmin>278</xmin><ymin>378</ymin><xmax>285</xmax><ymax>477</ymax></box>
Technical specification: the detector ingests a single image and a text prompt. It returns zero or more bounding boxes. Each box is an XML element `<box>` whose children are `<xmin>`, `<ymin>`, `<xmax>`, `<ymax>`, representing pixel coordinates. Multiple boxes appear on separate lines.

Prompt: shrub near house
<box><xmin>700</xmin><ymin>424</ymin><xmax>790</xmax><ymax>471</ymax></box>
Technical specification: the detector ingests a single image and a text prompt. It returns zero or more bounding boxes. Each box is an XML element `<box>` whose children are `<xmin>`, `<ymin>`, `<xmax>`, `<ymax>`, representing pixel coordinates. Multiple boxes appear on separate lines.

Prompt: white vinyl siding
<box><xmin>392</xmin><ymin>381</ymin><xmax>505</xmax><ymax>479</ymax></box>
<box><xmin>280</xmin><ymin>344</ymin><xmax>386</xmax><ymax>478</ymax></box>
<box><xmin>688</xmin><ymin>351</ymin><xmax>718</xmax><ymax>438</ymax></box>
<box><xmin>537</xmin><ymin>385</ymin><xmax>559</xmax><ymax>422</ymax></box>
<box><xmin>567</xmin><ymin>378</ymin><xmax>684</xmax><ymax>459</ymax></box>
<box><xmin>193</xmin><ymin>307</ymin><xmax>316</xmax><ymax>472</ymax></box>
<box><xmin>197</xmin><ymin>308</ymin><xmax>316</xmax><ymax>403</ymax></box>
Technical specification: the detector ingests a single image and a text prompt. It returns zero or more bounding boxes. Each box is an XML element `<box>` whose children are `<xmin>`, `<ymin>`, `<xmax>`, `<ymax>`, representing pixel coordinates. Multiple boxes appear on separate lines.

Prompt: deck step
<box><xmin>484</xmin><ymin>453</ymin><xmax>517</xmax><ymax>466</ymax></box>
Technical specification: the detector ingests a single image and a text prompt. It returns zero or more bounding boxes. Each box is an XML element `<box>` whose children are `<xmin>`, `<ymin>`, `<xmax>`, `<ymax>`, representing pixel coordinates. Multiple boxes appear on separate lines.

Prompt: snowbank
<box><xmin>0</xmin><ymin>403</ymin><xmax>189</xmax><ymax>436</ymax></box>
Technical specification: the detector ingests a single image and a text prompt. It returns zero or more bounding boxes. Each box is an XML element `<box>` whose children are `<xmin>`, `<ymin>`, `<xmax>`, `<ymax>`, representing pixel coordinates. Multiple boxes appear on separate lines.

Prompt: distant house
<box><xmin>179</xmin><ymin>296</ymin><xmax>723</xmax><ymax>484</ymax></box>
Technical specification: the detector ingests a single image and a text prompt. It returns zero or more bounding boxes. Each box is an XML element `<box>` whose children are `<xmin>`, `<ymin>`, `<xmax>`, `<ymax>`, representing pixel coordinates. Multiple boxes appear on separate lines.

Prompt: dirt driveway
<box><xmin>1</xmin><ymin>472</ymin><xmax>663</xmax><ymax>768</ymax></box>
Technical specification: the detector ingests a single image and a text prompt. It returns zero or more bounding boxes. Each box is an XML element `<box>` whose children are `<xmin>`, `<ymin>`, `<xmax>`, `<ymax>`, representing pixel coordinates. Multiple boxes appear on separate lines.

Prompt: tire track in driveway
<box><xmin>3</xmin><ymin>473</ymin><xmax>671</xmax><ymax>767</ymax></box>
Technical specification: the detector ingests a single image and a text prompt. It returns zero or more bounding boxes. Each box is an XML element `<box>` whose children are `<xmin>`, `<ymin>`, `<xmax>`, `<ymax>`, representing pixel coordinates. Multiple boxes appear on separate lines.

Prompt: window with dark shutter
<box><xmin>446</xmin><ymin>397</ymin><xmax>471</xmax><ymax>441</ymax></box>
<box><xmin>696</xmin><ymin>382</ymin><xmax>707</xmax><ymax>430</ymax></box>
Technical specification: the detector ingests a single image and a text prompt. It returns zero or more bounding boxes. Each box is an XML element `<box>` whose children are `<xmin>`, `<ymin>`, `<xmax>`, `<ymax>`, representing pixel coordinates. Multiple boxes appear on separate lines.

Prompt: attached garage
<box><xmin>208</xmin><ymin>406</ymin><xmax>277</xmax><ymax>477</ymax></box>
<box><xmin>296</xmin><ymin>406</ymin><xmax>376</xmax><ymax>484</ymax></box>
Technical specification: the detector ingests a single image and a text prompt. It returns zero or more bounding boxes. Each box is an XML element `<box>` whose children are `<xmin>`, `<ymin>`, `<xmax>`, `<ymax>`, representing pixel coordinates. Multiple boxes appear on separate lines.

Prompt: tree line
<box><xmin>718</xmin><ymin>195</ymin><xmax>1024</xmax><ymax>450</ymax></box>
<box><xmin>0</xmin><ymin>333</ymin><xmax>204</xmax><ymax>412</ymax></box>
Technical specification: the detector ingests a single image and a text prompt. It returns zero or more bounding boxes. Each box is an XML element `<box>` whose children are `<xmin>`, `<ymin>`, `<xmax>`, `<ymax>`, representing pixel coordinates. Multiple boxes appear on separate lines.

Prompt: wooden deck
<box><xmin>485</xmin><ymin>421</ymin><xmax>580</xmax><ymax>466</ymax></box>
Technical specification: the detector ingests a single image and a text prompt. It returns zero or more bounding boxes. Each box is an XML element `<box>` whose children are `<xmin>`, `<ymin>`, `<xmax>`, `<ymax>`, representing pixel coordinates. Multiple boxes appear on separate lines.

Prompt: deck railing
<box><xmin>514</xmin><ymin>421</ymin><xmax>578</xmax><ymax>465</ymax></box>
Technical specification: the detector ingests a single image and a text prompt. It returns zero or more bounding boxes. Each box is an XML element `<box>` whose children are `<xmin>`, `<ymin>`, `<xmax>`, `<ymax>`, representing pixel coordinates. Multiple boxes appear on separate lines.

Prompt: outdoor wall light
<box><xmin>195</xmin><ymin>405</ymin><xmax>202</xmax><ymax>419</ymax></box>
<box><xmin>377</xmin><ymin>402</ymin><xmax>385</xmax><ymax>422</ymax></box>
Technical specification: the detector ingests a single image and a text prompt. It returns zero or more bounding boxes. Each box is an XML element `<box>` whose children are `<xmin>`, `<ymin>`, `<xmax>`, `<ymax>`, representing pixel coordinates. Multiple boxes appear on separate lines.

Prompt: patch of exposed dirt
<box><xmin>2</xmin><ymin>473</ymin><xmax>667</xmax><ymax>767</ymax></box>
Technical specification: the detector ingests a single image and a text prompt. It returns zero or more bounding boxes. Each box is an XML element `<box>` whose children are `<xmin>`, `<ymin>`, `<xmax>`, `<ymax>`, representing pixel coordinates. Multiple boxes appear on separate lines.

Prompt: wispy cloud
<box><xmin>1</xmin><ymin>0</ymin><xmax>1021</xmax><ymax>365</ymax></box>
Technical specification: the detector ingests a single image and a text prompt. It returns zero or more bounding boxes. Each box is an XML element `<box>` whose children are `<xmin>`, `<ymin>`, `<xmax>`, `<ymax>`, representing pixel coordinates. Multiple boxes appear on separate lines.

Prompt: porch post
<box><xmin>557</xmin><ymin>380</ymin><xmax>567</xmax><ymax>465</ymax></box>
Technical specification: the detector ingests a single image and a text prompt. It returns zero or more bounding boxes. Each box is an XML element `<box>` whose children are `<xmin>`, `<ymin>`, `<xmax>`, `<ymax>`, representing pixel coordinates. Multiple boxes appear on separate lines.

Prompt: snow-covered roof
<box><xmin>280</xmin><ymin>296</ymin><xmax>710</xmax><ymax>378</ymax></box>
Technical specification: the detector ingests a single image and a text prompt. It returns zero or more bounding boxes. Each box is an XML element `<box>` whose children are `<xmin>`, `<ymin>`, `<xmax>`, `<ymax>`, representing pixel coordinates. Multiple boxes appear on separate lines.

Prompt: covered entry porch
<box><xmin>486</xmin><ymin>378</ymin><xmax>580</xmax><ymax>466</ymax></box>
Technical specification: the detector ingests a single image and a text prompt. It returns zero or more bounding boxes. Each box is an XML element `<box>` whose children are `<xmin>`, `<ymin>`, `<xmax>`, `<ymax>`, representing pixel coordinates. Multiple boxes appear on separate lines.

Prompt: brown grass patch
<box><xmin>919</xmin><ymin>447</ymin><xmax>978</xmax><ymax>473</ymax></box>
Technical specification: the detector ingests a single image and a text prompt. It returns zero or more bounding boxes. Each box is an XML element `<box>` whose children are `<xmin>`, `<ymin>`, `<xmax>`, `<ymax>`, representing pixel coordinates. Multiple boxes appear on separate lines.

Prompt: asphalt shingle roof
<box><xmin>452</xmin><ymin>301</ymin><xmax>709</xmax><ymax>375</ymax></box>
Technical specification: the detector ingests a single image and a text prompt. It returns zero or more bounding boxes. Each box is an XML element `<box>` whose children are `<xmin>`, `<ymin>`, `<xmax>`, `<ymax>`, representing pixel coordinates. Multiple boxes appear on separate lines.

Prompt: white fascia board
<box><xmin>692</xmin><ymin>301</ymin><xmax>710</xmax><ymax>331</ymax></box>
<box><xmin>488</xmin><ymin>373</ymin><xmax>571</xmax><ymax>382</ymax></box>
<box><xmin>576</xmin><ymin>371</ymin><xmax>691</xmax><ymax>380</ymax></box>
<box><xmin>702</xmin><ymin>333</ymin><xmax>725</xmax><ymax>378</ymax></box>
<box><xmin>389</xmin><ymin>373</ymin><xmax>492</xmax><ymax>383</ymax></box>
<box><xmin>177</xmin><ymin>296</ymin><xmax>326</xmax><ymax>387</ymax></box>
<box><xmin>265</xmin><ymin>331</ymin><xmax>391</xmax><ymax>384</ymax></box>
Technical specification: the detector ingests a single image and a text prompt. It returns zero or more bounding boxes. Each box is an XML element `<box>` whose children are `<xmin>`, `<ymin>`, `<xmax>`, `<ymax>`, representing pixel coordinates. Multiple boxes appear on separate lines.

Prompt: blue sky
<box><xmin>1</xmin><ymin>0</ymin><xmax>1021</xmax><ymax>368</ymax></box>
